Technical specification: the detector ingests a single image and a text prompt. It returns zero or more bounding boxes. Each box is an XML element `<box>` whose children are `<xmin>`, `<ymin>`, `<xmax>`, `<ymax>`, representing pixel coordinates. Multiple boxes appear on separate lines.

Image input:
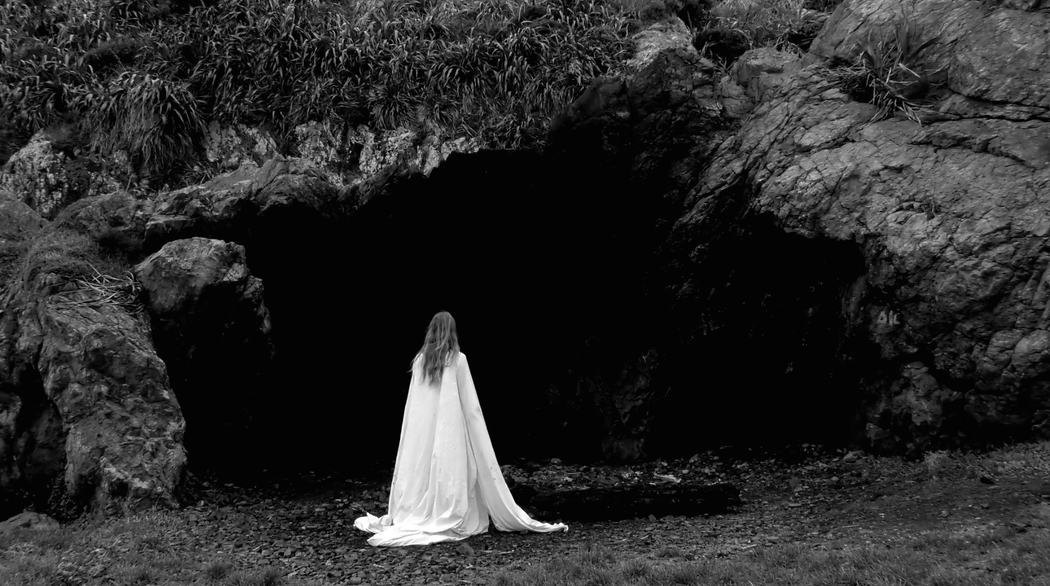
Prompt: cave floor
<box><xmin>4</xmin><ymin>444</ymin><xmax>1050</xmax><ymax>585</ymax></box>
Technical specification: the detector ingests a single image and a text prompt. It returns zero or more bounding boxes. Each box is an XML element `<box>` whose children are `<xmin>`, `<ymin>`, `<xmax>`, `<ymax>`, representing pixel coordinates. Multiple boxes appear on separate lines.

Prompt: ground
<box><xmin>2</xmin><ymin>442</ymin><xmax>1049</xmax><ymax>585</ymax></box>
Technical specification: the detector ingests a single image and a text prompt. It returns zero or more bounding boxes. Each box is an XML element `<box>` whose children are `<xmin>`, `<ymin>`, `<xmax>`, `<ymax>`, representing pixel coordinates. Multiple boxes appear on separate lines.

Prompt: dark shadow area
<box><xmin>179</xmin><ymin>150</ymin><xmax>869</xmax><ymax>480</ymax></box>
<box><xmin>646</xmin><ymin>213</ymin><xmax>871</xmax><ymax>458</ymax></box>
<box><xmin>216</xmin><ymin>150</ymin><xmax>616</xmax><ymax>476</ymax></box>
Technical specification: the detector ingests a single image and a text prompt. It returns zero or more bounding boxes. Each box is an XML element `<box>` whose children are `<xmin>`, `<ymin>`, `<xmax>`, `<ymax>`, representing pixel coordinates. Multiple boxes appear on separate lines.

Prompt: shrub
<box><xmin>3</xmin><ymin>0</ymin><xmax>640</xmax><ymax>157</ymax></box>
<box><xmin>707</xmin><ymin>0</ymin><xmax>826</xmax><ymax>51</ymax></box>
<box><xmin>88</xmin><ymin>71</ymin><xmax>207</xmax><ymax>179</ymax></box>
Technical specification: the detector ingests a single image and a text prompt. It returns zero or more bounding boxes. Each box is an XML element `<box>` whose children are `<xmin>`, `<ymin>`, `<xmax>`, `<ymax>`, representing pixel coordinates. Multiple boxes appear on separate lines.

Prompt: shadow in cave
<box><xmin>180</xmin><ymin>150</ymin><xmax>872</xmax><ymax>481</ymax></box>
<box><xmin>211</xmin><ymin>150</ymin><xmax>626</xmax><ymax>478</ymax></box>
<box><xmin>645</xmin><ymin>213</ymin><xmax>871</xmax><ymax>460</ymax></box>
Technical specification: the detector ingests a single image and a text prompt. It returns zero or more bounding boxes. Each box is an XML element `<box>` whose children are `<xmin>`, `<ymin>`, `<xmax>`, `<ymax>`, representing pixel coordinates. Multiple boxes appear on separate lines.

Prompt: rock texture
<box><xmin>53</xmin><ymin>191</ymin><xmax>155</xmax><ymax>256</ymax></box>
<box><xmin>0</xmin><ymin>511</ymin><xmax>60</xmax><ymax>535</ymax></box>
<box><xmin>0</xmin><ymin>128</ymin><xmax>124</xmax><ymax>221</ymax></box>
<box><xmin>143</xmin><ymin>156</ymin><xmax>346</xmax><ymax>251</ymax></box>
<box><xmin>4</xmin><ymin>0</ymin><xmax>1050</xmax><ymax>506</ymax></box>
<box><xmin>0</xmin><ymin>229</ymin><xmax>186</xmax><ymax>518</ymax></box>
<box><xmin>133</xmin><ymin>237</ymin><xmax>273</xmax><ymax>465</ymax></box>
<box><xmin>2</xmin><ymin>116</ymin><xmax>479</xmax><ymax>226</ymax></box>
<box><xmin>194</xmin><ymin>119</ymin><xmax>480</xmax><ymax>191</ymax></box>
<box><xmin>0</xmin><ymin>193</ymin><xmax>49</xmax><ymax>240</ymax></box>
<box><xmin>668</xmin><ymin>0</ymin><xmax>1050</xmax><ymax>452</ymax></box>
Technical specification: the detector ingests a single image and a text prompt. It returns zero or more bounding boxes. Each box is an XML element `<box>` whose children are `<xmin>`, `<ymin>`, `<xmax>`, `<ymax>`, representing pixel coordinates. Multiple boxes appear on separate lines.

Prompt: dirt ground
<box><xmin>166</xmin><ymin>443</ymin><xmax>1050</xmax><ymax>585</ymax></box>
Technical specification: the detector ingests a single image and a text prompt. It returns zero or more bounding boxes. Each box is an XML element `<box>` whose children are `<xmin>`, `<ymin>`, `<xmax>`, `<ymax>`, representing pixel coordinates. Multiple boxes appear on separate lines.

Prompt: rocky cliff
<box><xmin>2</xmin><ymin>0</ymin><xmax>1049</xmax><ymax>516</ymax></box>
<box><xmin>669</xmin><ymin>0</ymin><xmax>1050</xmax><ymax>453</ymax></box>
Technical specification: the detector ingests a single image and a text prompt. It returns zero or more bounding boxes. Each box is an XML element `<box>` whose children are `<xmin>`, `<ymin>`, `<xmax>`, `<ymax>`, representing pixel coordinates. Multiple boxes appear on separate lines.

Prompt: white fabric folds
<box><xmin>354</xmin><ymin>352</ymin><xmax>567</xmax><ymax>546</ymax></box>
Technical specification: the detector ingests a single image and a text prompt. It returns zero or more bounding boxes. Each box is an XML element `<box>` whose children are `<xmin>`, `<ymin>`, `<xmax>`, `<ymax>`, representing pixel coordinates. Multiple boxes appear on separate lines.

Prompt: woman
<box><xmin>354</xmin><ymin>311</ymin><xmax>567</xmax><ymax>547</ymax></box>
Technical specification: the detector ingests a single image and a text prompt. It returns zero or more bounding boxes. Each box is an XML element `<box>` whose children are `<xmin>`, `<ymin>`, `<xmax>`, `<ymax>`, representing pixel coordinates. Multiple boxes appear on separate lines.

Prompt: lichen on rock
<box><xmin>672</xmin><ymin>0</ymin><xmax>1050</xmax><ymax>451</ymax></box>
<box><xmin>0</xmin><ymin>228</ymin><xmax>186</xmax><ymax>516</ymax></box>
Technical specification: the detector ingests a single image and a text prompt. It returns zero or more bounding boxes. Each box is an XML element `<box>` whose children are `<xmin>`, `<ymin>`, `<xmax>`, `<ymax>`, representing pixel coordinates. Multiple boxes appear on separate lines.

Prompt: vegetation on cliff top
<box><xmin>0</xmin><ymin>0</ymin><xmax>839</xmax><ymax>181</ymax></box>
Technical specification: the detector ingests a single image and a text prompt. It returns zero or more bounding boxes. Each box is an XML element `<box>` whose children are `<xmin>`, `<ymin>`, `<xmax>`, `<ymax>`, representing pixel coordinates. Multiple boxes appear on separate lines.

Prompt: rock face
<box><xmin>2</xmin><ymin>117</ymin><xmax>479</xmax><ymax>226</ymax></box>
<box><xmin>0</xmin><ymin>228</ymin><xmax>186</xmax><ymax>518</ymax></box>
<box><xmin>291</xmin><ymin>121</ymin><xmax>480</xmax><ymax>188</ymax></box>
<box><xmin>144</xmin><ymin>156</ymin><xmax>346</xmax><ymax>251</ymax></box>
<box><xmin>133</xmin><ymin>237</ymin><xmax>273</xmax><ymax>466</ymax></box>
<box><xmin>3</xmin><ymin>0</ymin><xmax>1050</xmax><ymax>503</ymax></box>
<box><xmin>665</xmin><ymin>0</ymin><xmax>1050</xmax><ymax>452</ymax></box>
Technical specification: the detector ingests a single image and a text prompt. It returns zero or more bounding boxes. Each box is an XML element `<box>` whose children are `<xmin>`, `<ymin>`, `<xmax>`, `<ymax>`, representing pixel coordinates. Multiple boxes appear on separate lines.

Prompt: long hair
<box><xmin>413</xmin><ymin>311</ymin><xmax>460</xmax><ymax>385</ymax></box>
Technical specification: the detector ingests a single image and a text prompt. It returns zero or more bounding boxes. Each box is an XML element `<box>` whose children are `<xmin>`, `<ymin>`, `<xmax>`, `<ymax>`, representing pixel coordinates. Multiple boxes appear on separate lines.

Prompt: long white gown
<box><xmin>354</xmin><ymin>352</ymin><xmax>568</xmax><ymax>546</ymax></box>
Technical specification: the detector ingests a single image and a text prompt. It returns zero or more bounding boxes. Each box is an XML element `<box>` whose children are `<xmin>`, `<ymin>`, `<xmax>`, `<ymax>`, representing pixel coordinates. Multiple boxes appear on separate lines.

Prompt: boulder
<box><xmin>53</xmin><ymin>191</ymin><xmax>155</xmax><ymax>256</ymax></box>
<box><xmin>0</xmin><ymin>511</ymin><xmax>60</xmax><ymax>535</ymax></box>
<box><xmin>0</xmin><ymin>128</ymin><xmax>125</xmax><ymax>221</ymax></box>
<box><xmin>718</xmin><ymin>47</ymin><xmax>805</xmax><ymax>119</ymax></box>
<box><xmin>0</xmin><ymin>228</ymin><xmax>186</xmax><ymax>517</ymax></box>
<box><xmin>670</xmin><ymin>0</ymin><xmax>1050</xmax><ymax>452</ymax></box>
<box><xmin>143</xmin><ymin>156</ymin><xmax>347</xmax><ymax>252</ymax></box>
<box><xmin>0</xmin><ymin>191</ymin><xmax>49</xmax><ymax>290</ymax></box>
<box><xmin>0</xmin><ymin>193</ymin><xmax>49</xmax><ymax>240</ymax></box>
<box><xmin>133</xmin><ymin>237</ymin><xmax>273</xmax><ymax>466</ymax></box>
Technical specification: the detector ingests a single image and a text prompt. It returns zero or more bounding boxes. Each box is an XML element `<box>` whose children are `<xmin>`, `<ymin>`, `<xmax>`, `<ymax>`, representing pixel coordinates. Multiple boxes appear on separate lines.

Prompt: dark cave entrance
<box><xmin>644</xmin><ymin>214</ymin><xmax>872</xmax><ymax>459</ymax></box>
<box><xmin>178</xmin><ymin>150</ymin><xmax>871</xmax><ymax>478</ymax></box>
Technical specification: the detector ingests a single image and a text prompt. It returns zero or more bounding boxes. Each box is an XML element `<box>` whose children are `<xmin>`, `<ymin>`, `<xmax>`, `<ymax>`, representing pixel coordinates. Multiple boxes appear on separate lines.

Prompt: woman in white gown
<box><xmin>354</xmin><ymin>311</ymin><xmax>568</xmax><ymax>547</ymax></box>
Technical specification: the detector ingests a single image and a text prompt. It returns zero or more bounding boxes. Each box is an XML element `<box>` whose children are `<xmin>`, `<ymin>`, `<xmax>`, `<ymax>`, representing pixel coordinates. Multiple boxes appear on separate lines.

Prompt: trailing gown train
<box><xmin>353</xmin><ymin>352</ymin><xmax>568</xmax><ymax>547</ymax></box>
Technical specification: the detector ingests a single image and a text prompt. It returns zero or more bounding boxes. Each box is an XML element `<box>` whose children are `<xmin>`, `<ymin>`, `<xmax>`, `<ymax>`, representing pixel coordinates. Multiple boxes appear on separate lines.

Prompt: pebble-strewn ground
<box><xmin>168</xmin><ymin>443</ymin><xmax>1050</xmax><ymax>585</ymax></box>
<box><xmin>4</xmin><ymin>442</ymin><xmax>1049</xmax><ymax>586</ymax></box>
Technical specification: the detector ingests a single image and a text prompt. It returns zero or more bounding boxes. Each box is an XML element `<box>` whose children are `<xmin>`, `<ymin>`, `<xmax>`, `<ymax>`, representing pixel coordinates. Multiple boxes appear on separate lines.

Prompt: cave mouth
<box><xmin>173</xmin><ymin>150</ymin><xmax>870</xmax><ymax>480</ymax></box>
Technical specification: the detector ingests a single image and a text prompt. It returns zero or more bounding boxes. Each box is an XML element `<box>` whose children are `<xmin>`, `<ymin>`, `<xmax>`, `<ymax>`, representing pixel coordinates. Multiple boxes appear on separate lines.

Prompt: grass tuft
<box><xmin>818</xmin><ymin>11</ymin><xmax>945</xmax><ymax>125</ymax></box>
<box><xmin>204</xmin><ymin>560</ymin><xmax>233</xmax><ymax>582</ymax></box>
<box><xmin>226</xmin><ymin>566</ymin><xmax>285</xmax><ymax>586</ymax></box>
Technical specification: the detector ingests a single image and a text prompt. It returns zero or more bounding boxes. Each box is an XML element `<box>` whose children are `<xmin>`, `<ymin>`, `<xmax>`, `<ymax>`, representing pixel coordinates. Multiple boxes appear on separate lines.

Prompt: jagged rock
<box><xmin>201</xmin><ymin>122</ymin><xmax>280</xmax><ymax>173</ymax></box>
<box><xmin>0</xmin><ymin>511</ymin><xmax>60</xmax><ymax>535</ymax></box>
<box><xmin>133</xmin><ymin>237</ymin><xmax>273</xmax><ymax>465</ymax></box>
<box><xmin>0</xmin><ymin>128</ymin><xmax>125</xmax><ymax>220</ymax></box>
<box><xmin>197</xmin><ymin>120</ymin><xmax>480</xmax><ymax>190</ymax></box>
<box><xmin>143</xmin><ymin>156</ymin><xmax>345</xmax><ymax>251</ymax></box>
<box><xmin>293</xmin><ymin>120</ymin><xmax>481</xmax><ymax>188</ymax></box>
<box><xmin>626</xmin><ymin>17</ymin><xmax>696</xmax><ymax>73</ymax></box>
<box><xmin>52</xmin><ymin>191</ymin><xmax>155</xmax><ymax>256</ymax></box>
<box><xmin>0</xmin><ymin>229</ymin><xmax>186</xmax><ymax>517</ymax></box>
<box><xmin>671</xmin><ymin>0</ymin><xmax>1050</xmax><ymax>452</ymax></box>
<box><xmin>718</xmin><ymin>47</ymin><xmax>804</xmax><ymax>119</ymax></box>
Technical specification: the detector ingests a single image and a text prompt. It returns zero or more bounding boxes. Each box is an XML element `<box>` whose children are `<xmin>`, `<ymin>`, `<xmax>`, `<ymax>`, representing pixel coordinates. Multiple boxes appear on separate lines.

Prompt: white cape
<box><xmin>354</xmin><ymin>352</ymin><xmax>567</xmax><ymax>546</ymax></box>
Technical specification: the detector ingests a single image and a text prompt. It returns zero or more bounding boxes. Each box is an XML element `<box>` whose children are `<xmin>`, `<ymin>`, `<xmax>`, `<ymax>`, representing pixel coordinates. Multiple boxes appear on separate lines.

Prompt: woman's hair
<box><xmin>414</xmin><ymin>311</ymin><xmax>460</xmax><ymax>385</ymax></box>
